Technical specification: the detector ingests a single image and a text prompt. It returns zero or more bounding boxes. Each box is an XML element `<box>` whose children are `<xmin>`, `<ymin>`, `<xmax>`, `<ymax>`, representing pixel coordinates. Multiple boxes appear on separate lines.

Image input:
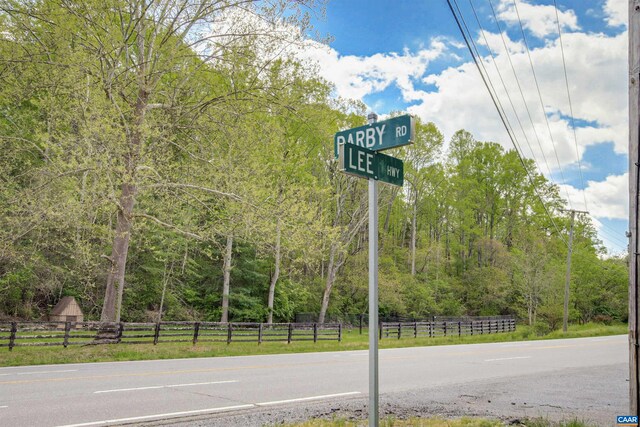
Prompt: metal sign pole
<box><xmin>367</xmin><ymin>112</ymin><xmax>379</xmax><ymax>427</ymax></box>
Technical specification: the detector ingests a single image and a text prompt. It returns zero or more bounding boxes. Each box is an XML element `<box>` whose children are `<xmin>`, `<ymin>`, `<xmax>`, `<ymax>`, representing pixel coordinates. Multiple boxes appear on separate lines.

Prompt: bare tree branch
<box><xmin>142</xmin><ymin>182</ymin><xmax>243</xmax><ymax>201</ymax></box>
<box><xmin>135</xmin><ymin>213</ymin><xmax>205</xmax><ymax>241</ymax></box>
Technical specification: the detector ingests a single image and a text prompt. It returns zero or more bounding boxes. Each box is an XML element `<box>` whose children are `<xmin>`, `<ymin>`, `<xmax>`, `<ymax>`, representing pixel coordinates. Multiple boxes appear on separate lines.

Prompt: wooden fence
<box><xmin>0</xmin><ymin>321</ymin><xmax>342</xmax><ymax>351</ymax></box>
<box><xmin>380</xmin><ymin>316</ymin><xmax>515</xmax><ymax>339</ymax></box>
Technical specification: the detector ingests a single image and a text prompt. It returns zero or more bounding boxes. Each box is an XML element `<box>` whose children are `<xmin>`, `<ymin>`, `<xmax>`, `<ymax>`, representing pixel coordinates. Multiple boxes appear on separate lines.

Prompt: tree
<box><xmin>0</xmin><ymin>0</ymin><xmax>326</xmax><ymax>323</ymax></box>
<box><xmin>399</xmin><ymin>119</ymin><xmax>443</xmax><ymax>276</ymax></box>
<box><xmin>511</xmin><ymin>233</ymin><xmax>554</xmax><ymax>325</ymax></box>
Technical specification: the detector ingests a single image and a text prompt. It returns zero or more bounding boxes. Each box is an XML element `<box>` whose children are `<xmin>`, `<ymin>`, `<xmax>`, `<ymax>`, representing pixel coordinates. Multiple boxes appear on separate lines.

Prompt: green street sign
<box><xmin>338</xmin><ymin>143</ymin><xmax>403</xmax><ymax>187</ymax></box>
<box><xmin>334</xmin><ymin>114</ymin><xmax>415</xmax><ymax>157</ymax></box>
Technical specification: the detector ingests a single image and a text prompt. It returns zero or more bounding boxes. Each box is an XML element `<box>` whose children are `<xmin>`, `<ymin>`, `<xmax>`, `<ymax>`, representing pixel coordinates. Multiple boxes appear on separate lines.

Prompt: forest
<box><xmin>0</xmin><ymin>0</ymin><xmax>628</xmax><ymax>332</ymax></box>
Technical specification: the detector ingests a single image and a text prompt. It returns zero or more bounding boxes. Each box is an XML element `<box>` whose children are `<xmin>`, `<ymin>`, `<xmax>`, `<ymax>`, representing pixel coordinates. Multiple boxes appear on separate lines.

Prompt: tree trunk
<box><xmin>383</xmin><ymin>187</ymin><xmax>399</xmax><ymax>233</ymax></box>
<box><xmin>100</xmin><ymin>5</ymin><xmax>148</xmax><ymax>323</ymax></box>
<box><xmin>100</xmin><ymin>183</ymin><xmax>137</xmax><ymax>322</ymax></box>
<box><xmin>267</xmin><ymin>217</ymin><xmax>282</xmax><ymax>324</ymax></box>
<box><xmin>410</xmin><ymin>197</ymin><xmax>417</xmax><ymax>276</ymax></box>
<box><xmin>319</xmin><ymin>242</ymin><xmax>340</xmax><ymax>324</ymax></box>
<box><xmin>157</xmin><ymin>261</ymin><xmax>171</xmax><ymax>323</ymax></box>
<box><xmin>221</xmin><ymin>233</ymin><xmax>233</xmax><ymax>323</ymax></box>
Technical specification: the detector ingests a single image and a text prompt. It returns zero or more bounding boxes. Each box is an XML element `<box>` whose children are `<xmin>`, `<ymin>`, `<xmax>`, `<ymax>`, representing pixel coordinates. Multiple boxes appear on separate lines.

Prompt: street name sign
<box><xmin>338</xmin><ymin>143</ymin><xmax>403</xmax><ymax>187</ymax></box>
<box><xmin>334</xmin><ymin>114</ymin><xmax>415</xmax><ymax>157</ymax></box>
<box><xmin>333</xmin><ymin>113</ymin><xmax>406</xmax><ymax>427</ymax></box>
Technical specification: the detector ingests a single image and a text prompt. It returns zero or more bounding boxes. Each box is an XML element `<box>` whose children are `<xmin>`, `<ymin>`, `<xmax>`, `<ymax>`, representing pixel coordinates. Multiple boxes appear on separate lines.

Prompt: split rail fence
<box><xmin>0</xmin><ymin>321</ymin><xmax>342</xmax><ymax>351</ymax></box>
<box><xmin>380</xmin><ymin>316</ymin><xmax>515</xmax><ymax>339</ymax></box>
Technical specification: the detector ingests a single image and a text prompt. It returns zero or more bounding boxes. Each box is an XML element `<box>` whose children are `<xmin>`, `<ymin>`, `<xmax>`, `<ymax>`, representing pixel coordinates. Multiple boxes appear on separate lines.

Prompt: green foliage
<box><xmin>0</xmin><ymin>267</ymin><xmax>36</xmax><ymax>318</ymax></box>
<box><xmin>0</xmin><ymin>1</ymin><xmax>627</xmax><ymax>328</ymax></box>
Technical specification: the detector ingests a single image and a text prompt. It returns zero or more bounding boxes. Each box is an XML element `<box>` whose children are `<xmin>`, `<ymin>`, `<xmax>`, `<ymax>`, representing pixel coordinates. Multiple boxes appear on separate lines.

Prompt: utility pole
<box><xmin>559</xmin><ymin>209</ymin><xmax>587</xmax><ymax>333</ymax></box>
<box><xmin>629</xmin><ymin>0</ymin><xmax>640</xmax><ymax>414</ymax></box>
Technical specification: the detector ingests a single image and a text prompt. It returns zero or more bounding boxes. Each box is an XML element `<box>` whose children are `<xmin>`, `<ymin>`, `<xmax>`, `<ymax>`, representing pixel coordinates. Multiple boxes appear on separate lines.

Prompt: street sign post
<box><xmin>338</xmin><ymin>143</ymin><xmax>403</xmax><ymax>187</ymax></box>
<box><xmin>334</xmin><ymin>114</ymin><xmax>415</xmax><ymax>157</ymax></box>
<box><xmin>334</xmin><ymin>112</ymin><xmax>411</xmax><ymax>427</ymax></box>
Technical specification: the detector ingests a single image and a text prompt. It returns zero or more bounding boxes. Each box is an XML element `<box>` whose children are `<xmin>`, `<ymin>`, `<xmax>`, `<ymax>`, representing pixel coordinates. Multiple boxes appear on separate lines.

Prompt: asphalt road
<box><xmin>0</xmin><ymin>335</ymin><xmax>628</xmax><ymax>426</ymax></box>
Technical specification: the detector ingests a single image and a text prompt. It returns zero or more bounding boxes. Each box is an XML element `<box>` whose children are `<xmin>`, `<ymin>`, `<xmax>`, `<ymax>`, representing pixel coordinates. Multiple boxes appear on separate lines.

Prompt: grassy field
<box><xmin>0</xmin><ymin>322</ymin><xmax>626</xmax><ymax>367</ymax></box>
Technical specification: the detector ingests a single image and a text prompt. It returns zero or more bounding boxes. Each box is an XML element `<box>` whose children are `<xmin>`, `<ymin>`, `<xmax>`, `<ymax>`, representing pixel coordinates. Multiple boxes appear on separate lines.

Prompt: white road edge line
<box><xmin>0</xmin><ymin>369</ymin><xmax>79</xmax><ymax>377</ymax></box>
<box><xmin>484</xmin><ymin>356</ymin><xmax>532</xmax><ymax>362</ymax></box>
<box><xmin>257</xmin><ymin>391</ymin><xmax>361</xmax><ymax>406</ymax></box>
<box><xmin>93</xmin><ymin>380</ymin><xmax>238</xmax><ymax>394</ymax></box>
<box><xmin>0</xmin><ymin>405</ymin><xmax>8</xmax><ymax>409</ymax></box>
<box><xmin>56</xmin><ymin>391</ymin><xmax>361</xmax><ymax>427</ymax></box>
<box><xmin>17</xmin><ymin>369</ymin><xmax>79</xmax><ymax>375</ymax></box>
<box><xmin>55</xmin><ymin>404</ymin><xmax>255</xmax><ymax>427</ymax></box>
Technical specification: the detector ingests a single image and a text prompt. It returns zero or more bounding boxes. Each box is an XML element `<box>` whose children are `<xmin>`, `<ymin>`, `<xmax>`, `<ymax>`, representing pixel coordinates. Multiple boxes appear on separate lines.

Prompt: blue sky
<box><xmin>303</xmin><ymin>0</ymin><xmax>629</xmax><ymax>255</ymax></box>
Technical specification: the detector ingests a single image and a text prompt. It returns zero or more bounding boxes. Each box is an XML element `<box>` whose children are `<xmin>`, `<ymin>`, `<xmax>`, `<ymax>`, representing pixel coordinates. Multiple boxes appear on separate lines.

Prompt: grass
<box><xmin>284</xmin><ymin>417</ymin><xmax>597</xmax><ymax>426</ymax></box>
<box><xmin>0</xmin><ymin>322</ymin><xmax>627</xmax><ymax>367</ymax></box>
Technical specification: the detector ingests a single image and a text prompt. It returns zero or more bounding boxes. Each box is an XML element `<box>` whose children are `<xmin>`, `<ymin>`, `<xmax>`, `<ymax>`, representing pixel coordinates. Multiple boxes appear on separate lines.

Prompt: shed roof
<box><xmin>51</xmin><ymin>296</ymin><xmax>83</xmax><ymax>316</ymax></box>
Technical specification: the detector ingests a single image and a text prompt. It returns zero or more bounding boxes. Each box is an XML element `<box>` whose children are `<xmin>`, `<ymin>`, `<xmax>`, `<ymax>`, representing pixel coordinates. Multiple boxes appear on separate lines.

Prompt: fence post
<box><xmin>117</xmin><ymin>322</ymin><xmax>124</xmax><ymax>342</ymax></box>
<box><xmin>193</xmin><ymin>322</ymin><xmax>200</xmax><ymax>346</ymax></box>
<box><xmin>397</xmin><ymin>322</ymin><xmax>401</xmax><ymax>339</ymax></box>
<box><xmin>414</xmin><ymin>322</ymin><xmax>418</xmax><ymax>338</ymax></box>
<box><xmin>338</xmin><ymin>323</ymin><xmax>342</xmax><ymax>342</ymax></box>
<box><xmin>313</xmin><ymin>323</ymin><xmax>318</xmax><ymax>343</ymax></box>
<box><xmin>481</xmin><ymin>321</ymin><xmax>484</xmax><ymax>335</ymax></box>
<box><xmin>9</xmin><ymin>322</ymin><xmax>17</xmax><ymax>351</ymax></box>
<box><xmin>359</xmin><ymin>314</ymin><xmax>363</xmax><ymax>335</ymax></box>
<box><xmin>258</xmin><ymin>323</ymin><xmax>263</xmax><ymax>345</ymax></box>
<box><xmin>154</xmin><ymin>322</ymin><xmax>161</xmax><ymax>345</ymax></box>
<box><xmin>458</xmin><ymin>321</ymin><xmax>461</xmax><ymax>337</ymax></box>
<box><xmin>287</xmin><ymin>323</ymin><xmax>293</xmax><ymax>344</ymax></box>
<box><xmin>63</xmin><ymin>321</ymin><xmax>71</xmax><ymax>348</ymax></box>
<box><xmin>444</xmin><ymin>321</ymin><xmax>447</xmax><ymax>337</ymax></box>
<box><xmin>379</xmin><ymin>322</ymin><xmax>383</xmax><ymax>340</ymax></box>
<box><xmin>429</xmin><ymin>321</ymin><xmax>432</xmax><ymax>338</ymax></box>
<box><xmin>227</xmin><ymin>323</ymin><xmax>232</xmax><ymax>344</ymax></box>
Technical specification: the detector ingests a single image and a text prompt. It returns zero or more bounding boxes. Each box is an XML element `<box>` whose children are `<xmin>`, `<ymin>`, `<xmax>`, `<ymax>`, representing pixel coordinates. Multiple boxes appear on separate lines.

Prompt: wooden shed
<box><xmin>49</xmin><ymin>296</ymin><xmax>84</xmax><ymax>324</ymax></box>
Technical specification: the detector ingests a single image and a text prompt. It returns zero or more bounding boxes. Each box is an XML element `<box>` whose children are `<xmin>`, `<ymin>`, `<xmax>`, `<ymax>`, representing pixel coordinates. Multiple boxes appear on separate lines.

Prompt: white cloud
<box><xmin>604</xmin><ymin>0</ymin><xmax>627</xmax><ymax>27</ymax></box>
<box><xmin>476</xmin><ymin>31</ymin><xmax>525</xmax><ymax>56</ymax></box>
<box><xmin>559</xmin><ymin>173</ymin><xmax>628</xmax><ymax>220</ymax></box>
<box><xmin>408</xmin><ymin>29</ymin><xmax>628</xmax><ymax>165</ymax></box>
<box><xmin>298</xmin><ymin>39</ymin><xmax>446</xmax><ymax>104</ymax></box>
<box><xmin>496</xmin><ymin>0</ymin><xmax>579</xmax><ymax>39</ymax></box>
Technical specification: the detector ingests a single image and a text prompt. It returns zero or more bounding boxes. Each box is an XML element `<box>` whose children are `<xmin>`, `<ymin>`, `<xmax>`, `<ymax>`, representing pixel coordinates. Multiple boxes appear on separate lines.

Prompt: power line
<box><xmin>446</xmin><ymin>0</ymin><xmax>568</xmax><ymax>246</ymax></box>
<box><xmin>509</xmin><ymin>0</ymin><xmax>576</xmax><ymax>209</ymax></box>
<box><xmin>468</xmin><ymin>0</ymin><xmax>553</xmax><ymax>183</ymax></box>
<box><xmin>456</xmin><ymin>0</ymin><xmax>627</xmax><ymax>254</ymax></box>
<box><xmin>483</xmin><ymin>0</ymin><xmax>557</xmax><ymax>178</ymax></box>
<box><xmin>596</xmin><ymin>224</ymin><xmax>630</xmax><ymax>247</ymax></box>
<box><xmin>552</xmin><ymin>0</ymin><xmax>589</xmax><ymax>211</ymax></box>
